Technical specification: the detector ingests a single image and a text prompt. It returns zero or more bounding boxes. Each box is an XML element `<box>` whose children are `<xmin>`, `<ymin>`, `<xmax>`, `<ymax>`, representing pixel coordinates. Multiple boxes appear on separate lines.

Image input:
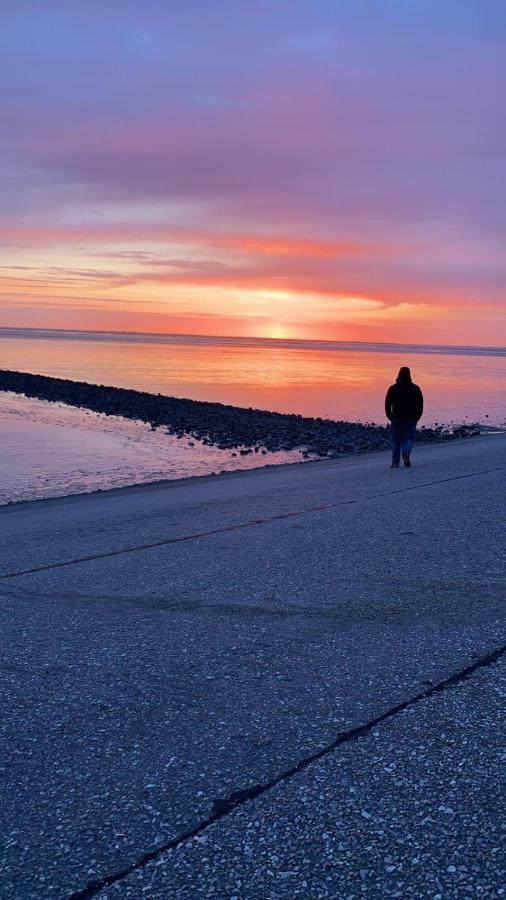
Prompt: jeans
<box><xmin>390</xmin><ymin>419</ymin><xmax>416</xmax><ymax>465</ymax></box>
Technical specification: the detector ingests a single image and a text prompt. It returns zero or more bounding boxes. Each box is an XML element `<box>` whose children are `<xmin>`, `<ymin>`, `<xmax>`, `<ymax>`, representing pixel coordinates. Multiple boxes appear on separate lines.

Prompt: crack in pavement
<box><xmin>2</xmin><ymin>466</ymin><xmax>505</xmax><ymax>582</ymax></box>
<box><xmin>68</xmin><ymin>642</ymin><xmax>505</xmax><ymax>899</ymax></box>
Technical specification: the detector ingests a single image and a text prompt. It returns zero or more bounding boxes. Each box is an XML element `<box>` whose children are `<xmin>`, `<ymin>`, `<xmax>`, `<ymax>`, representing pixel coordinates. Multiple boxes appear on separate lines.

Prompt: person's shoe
<box><xmin>391</xmin><ymin>462</ymin><xmax>400</xmax><ymax>468</ymax></box>
<box><xmin>403</xmin><ymin>452</ymin><xmax>411</xmax><ymax>467</ymax></box>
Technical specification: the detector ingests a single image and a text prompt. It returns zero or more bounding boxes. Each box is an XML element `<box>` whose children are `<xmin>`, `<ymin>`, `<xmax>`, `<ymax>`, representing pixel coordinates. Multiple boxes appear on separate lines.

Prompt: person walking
<box><xmin>385</xmin><ymin>367</ymin><xmax>424</xmax><ymax>468</ymax></box>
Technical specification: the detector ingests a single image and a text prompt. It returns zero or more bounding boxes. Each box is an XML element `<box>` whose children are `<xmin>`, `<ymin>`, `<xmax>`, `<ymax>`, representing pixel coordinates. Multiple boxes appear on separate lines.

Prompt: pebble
<box><xmin>0</xmin><ymin>370</ymin><xmax>468</xmax><ymax>460</ymax></box>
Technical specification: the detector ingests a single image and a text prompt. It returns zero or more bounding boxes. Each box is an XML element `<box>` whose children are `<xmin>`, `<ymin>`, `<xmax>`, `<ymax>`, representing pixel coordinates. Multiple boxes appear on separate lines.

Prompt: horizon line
<box><xmin>0</xmin><ymin>325</ymin><xmax>505</xmax><ymax>356</ymax></box>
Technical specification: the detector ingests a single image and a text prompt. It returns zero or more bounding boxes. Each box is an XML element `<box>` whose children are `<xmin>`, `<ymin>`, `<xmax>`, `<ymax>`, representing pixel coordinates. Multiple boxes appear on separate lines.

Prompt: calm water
<box><xmin>1</xmin><ymin>329</ymin><xmax>505</xmax><ymax>504</ymax></box>
<box><xmin>2</xmin><ymin>329</ymin><xmax>506</xmax><ymax>425</ymax></box>
<box><xmin>0</xmin><ymin>392</ymin><xmax>303</xmax><ymax>505</ymax></box>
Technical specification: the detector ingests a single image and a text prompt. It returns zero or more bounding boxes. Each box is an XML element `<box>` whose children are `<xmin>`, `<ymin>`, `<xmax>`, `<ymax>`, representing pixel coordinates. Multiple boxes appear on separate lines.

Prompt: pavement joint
<box><xmin>67</xmin><ymin>642</ymin><xmax>505</xmax><ymax>900</ymax></box>
<box><xmin>2</xmin><ymin>464</ymin><xmax>505</xmax><ymax>582</ymax></box>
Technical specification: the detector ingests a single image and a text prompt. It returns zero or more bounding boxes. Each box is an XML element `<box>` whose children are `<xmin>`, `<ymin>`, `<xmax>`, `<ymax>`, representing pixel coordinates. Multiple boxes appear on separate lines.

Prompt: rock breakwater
<box><xmin>0</xmin><ymin>369</ymin><xmax>463</xmax><ymax>458</ymax></box>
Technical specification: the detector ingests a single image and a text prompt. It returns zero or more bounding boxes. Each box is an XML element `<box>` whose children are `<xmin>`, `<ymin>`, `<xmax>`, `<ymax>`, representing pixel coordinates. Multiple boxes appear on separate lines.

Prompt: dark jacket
<box><xmin>385</xmin><ymin>381</ymin><xmax>423</xmax><ymax>422</ymax></box>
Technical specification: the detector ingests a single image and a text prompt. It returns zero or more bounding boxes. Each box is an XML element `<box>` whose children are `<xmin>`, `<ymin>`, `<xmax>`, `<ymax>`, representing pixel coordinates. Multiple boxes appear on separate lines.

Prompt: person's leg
<box><xmin>390</xmin><ymin>419</ymin><xmax>401</xmax><ymax>467</ymax></box>
<box><xmin>401</xmin><ymin>420</ymin><xmax>416</xmax><ymax>466</ymax></box>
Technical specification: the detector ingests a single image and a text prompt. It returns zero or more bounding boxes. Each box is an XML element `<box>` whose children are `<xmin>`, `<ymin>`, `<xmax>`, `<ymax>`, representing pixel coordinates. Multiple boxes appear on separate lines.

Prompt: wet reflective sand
<box><xmin>1</xmin><ymin>332</ymin><xmax>504</xmax><ymax>503</ymax></box>
<box><xmin>0</xmin><ymin>393</ymin><xmax>303</xmax><ymax>505</ymax></box>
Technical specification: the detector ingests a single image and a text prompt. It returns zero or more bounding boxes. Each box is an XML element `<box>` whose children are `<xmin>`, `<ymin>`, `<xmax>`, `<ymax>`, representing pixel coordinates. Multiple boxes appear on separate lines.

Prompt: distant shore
<box><xmin>0</xmin><ymin>369</ymin><xmax>485</xmax><ymax>459</ymax></box>
<box><xmin>1</xmin><ymin>326</ymin><xmax>505</xmax><ymax>357</ymax></box>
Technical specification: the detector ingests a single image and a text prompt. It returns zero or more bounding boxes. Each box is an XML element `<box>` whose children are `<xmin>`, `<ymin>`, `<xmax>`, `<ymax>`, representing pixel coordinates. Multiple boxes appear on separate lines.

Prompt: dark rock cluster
<box><xmin>0</xmin><ymin>369</ymin><xmax>461</xmax><ymax>458</ymax></box>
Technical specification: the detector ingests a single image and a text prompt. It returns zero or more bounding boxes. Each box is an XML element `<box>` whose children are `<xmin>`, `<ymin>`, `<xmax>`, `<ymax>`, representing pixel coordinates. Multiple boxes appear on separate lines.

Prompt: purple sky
<box><xmin>1</xmin><ymin>1</ymin><xmax>505</xmax><ymax>343</ymax></box>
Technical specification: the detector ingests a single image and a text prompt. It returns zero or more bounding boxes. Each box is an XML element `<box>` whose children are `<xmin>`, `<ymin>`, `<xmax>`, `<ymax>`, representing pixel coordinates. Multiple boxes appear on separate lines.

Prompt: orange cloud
<box><xmin>2</xmin><ymin>219</ymin><xmax>505</xmax><ymax>347</ymax></box>
<box><xmin>0</xmin><ymin>223</ymin><xmax>391</xmax><ymax>260</ymax></box>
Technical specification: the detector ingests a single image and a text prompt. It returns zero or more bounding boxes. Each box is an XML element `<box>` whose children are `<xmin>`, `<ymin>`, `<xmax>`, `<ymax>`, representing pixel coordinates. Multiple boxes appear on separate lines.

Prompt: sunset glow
<box><xmin>1</xmin><ymin>2</ymin><xmax>505</xmax><ymax>345</ymax></box>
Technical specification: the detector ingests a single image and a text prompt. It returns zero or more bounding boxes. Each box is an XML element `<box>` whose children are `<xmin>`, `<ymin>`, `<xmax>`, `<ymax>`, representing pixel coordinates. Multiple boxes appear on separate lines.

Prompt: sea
<box><xmin>1</xmin><ymin>328</ymin><xmax>505</xmax><ymax>505</ymax></box>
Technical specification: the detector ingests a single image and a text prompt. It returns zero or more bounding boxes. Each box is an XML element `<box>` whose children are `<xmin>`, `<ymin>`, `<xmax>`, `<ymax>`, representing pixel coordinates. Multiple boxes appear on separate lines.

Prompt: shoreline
<box><xmin>2</xmin><ymin>368</ymin><xmax>497</xmax><ymax>510</ymax></box>
<box><xmin>2</xmin><ymin>431</ymin><xmax>500</xmax><ymax>514</ymax></box>
<box><xmin>0</xmin><ymin>369</ymin><xmax>481</xmax><ymax>460</ymax></box>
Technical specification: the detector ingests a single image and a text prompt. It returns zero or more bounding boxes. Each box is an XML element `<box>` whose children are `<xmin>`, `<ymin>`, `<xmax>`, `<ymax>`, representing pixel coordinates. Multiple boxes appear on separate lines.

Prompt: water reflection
<box><xmin>1</xmin><ymin>335</ymin><xmax>505</xmax><ymax>425</ymax></box>
<box><xmin>0</xmin><ymin>392</ymin><xmax>304</xmax><ymax>505</ymax></box>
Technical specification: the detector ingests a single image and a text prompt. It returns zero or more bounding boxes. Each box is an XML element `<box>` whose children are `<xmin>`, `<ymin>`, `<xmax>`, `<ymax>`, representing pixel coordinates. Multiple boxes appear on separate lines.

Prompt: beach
<box><xmin>1</xmin><ymin>356</ymin><xmax>502</xmax><ymax>504</ymax></box>
<box><xmin>1</xmin><ymin>434</ymin><xmax>504</xmax><ymax>897</ymax></box>
<box><xmin>2</xmin><ymin>329</ymin><xmax>504</xmax><ymax>503</ymax></box>
<box><xmin>0</xmin><ymin>390</ymin><xmax>305</xmax><ymax>506</ymax></box>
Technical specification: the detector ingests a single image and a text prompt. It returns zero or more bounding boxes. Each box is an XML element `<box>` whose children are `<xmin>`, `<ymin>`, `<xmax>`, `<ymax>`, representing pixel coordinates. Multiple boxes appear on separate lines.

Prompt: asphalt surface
<box><xmin>104</xmin><ymin>654</ymin><xmax>506</xmax><ymax>899</ymax></box>
<box><xmin>0</xmin><ymin>435</ymin><xmax>505</xmax><ymax>898</ymax></box>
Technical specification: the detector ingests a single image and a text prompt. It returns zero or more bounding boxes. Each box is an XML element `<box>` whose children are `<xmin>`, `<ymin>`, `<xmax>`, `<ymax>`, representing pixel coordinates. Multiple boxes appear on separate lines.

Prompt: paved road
<box><xmin>0</xmin><ymin>436</ymin><xmax>504</xmax><ymax>898</ymax></box>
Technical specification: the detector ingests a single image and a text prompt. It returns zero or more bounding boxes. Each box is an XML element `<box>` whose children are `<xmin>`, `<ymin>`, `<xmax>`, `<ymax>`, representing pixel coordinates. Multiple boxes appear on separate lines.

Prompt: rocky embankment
<box><xmin>0</xmin><ymin>369</ymin><xmax>472</xmax><ymax>458</ymax></box>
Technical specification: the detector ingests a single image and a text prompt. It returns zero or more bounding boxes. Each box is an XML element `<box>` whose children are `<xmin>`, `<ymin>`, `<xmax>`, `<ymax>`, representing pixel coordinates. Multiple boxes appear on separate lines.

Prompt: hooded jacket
<box><xmin>385</xmin><ymin>376</ymin><xmax>423</xmax><ymax>422</ymax></box>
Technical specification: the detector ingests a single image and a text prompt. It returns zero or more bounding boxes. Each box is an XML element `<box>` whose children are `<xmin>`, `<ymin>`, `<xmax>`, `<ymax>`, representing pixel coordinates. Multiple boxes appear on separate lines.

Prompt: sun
<box><xmin>266</xmin><ymin>323</ymin><xmax>290</xmax><ymax>340</ymax></box>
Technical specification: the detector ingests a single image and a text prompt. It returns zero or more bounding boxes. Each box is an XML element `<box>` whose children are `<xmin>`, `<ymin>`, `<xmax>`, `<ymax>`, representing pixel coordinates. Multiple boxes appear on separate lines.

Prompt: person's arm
<box><xmin>385</xmin><ymin>386</ymin><xmax>393</xmax><ymax>420</ymax></box>
<box><xmin>416</xmin><ymin>387</ymin><xmax>424</xmax><ymax>421</ymax></box>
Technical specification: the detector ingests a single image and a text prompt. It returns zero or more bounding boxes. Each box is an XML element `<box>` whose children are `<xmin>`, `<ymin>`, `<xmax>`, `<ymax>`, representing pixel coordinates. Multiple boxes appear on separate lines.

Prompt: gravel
<box><xmin>0</xmin><ymin>369</ymin><xmax>478</xmax><ymax>459</ymax></box>
<box><xmin>102</xmin><ymin>657</ymin><xmax>506</xmax><ymax>898</ymax></box>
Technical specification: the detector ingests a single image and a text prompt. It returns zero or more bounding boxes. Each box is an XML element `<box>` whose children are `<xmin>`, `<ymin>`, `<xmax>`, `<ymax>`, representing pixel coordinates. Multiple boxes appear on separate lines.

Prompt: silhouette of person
<box><xmin>385</xmin><ymin>367</ymin><xmax>424</xmax><ymax>468</ymax></box>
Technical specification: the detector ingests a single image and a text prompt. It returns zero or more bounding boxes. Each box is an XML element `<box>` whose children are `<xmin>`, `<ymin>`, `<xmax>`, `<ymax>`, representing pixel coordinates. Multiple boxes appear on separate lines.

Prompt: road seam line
<box><xmin>2</xmin><ymin>466</ymin><xmax>505</xmax><ymax>580</ymax></box>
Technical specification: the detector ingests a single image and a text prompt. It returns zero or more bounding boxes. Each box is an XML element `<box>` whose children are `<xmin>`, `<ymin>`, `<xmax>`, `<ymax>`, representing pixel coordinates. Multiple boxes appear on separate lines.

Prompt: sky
<box><xmin>1</xmin><ymin>0</ymin><xmax>505</xmax><ymax>345</ymax></box>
